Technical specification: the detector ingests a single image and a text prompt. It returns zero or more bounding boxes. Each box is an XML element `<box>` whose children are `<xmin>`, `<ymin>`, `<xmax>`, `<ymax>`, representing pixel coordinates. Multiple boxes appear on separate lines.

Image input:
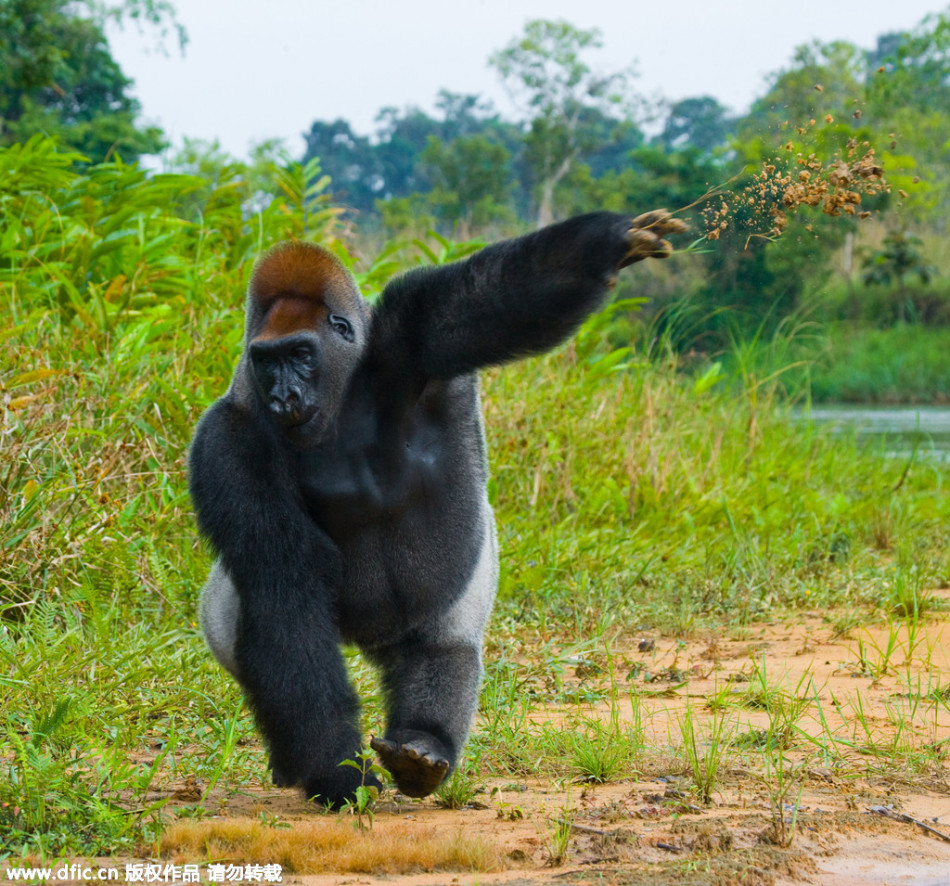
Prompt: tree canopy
<box><xmin>5</xmin><ymin>4</ymin><xmax>948</xmax><ymax>344</ymax></box>
<box><xmin>0</xmin><ymin>0</ymin><xmax>183</xmax><ymax>161</ymax></box>
<box><xmin>490</xmin><ymin>19</ymin><xmax>634</xmax><ymax>227</ymax></box>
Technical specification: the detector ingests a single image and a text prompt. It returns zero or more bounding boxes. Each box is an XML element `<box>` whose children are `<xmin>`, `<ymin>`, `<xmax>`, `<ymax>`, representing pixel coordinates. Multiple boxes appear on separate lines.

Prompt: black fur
<box><xmin>188</xmin><ymin>211</ymin><xmax>683</xmax><ymax>804</ymax></box>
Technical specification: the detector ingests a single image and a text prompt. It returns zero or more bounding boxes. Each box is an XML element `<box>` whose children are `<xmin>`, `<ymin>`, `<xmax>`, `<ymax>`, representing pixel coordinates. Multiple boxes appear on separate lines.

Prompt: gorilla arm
<box><xmin>370</xmin><ymin>210</ymin><xmax>687</xmax><ymax>380</ymax></box>
<box><xmin>188</xmin><ymin>399</ymin><xmax>365</xmax><ymax>805</ymax></box>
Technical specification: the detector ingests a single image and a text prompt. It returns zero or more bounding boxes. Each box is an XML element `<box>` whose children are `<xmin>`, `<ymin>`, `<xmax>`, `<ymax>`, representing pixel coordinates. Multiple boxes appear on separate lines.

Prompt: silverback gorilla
<box><xmin>189</xmin><ymin>210</ymin><xmax>686</xmax><ymax>805</ymax></box>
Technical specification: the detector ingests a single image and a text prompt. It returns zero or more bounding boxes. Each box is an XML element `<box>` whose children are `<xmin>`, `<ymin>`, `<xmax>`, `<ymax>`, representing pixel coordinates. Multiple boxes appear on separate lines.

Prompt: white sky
<box><xmin>107</xmin><ymin>0</ymin><xmax>949</xmax><ymax>160</ymax></box>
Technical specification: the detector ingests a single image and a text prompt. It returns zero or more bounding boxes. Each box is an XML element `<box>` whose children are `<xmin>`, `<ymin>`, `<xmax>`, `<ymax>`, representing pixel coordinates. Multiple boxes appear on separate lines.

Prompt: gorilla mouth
<box><xmin>273</xmin><ymin>403</ymin><xmax>318</xmax><ymax>429</ymax></box>
<box><xmin>283</xmin><ymin>408</ymin><xmax>326</xmax><ymax>447</ymax></box>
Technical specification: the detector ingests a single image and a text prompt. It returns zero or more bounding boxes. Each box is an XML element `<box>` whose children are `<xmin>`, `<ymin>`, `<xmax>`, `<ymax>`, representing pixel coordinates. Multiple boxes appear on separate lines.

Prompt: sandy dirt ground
<box><xmin>131</xmin><ymin>598</ymin><xmax>950</xmax><ymax>885</ymax></box>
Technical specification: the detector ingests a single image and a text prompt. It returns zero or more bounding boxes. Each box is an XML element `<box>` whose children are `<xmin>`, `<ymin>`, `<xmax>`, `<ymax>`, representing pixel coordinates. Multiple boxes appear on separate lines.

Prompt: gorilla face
<box><xmin>250</xmin><ymin>333</ymin><xmax>321</xmax><ymax>428</ymax></box>
<box><xmin>249</xmin><ymin>310</ymin><xmax>362</xmax><ymax>447</ymax></box>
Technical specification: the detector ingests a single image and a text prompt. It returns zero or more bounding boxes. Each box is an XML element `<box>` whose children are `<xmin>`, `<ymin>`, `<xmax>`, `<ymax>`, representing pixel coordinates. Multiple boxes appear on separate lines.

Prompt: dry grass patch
<box><xmin>159</xmin><ymin>816</ymin><xmax>505</xmax><ymax>875</ymax></box>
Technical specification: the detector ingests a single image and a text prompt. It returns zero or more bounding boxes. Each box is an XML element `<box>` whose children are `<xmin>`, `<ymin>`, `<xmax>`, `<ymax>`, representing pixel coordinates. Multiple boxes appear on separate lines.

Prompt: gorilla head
<box><xmin>238</xmin><ymin>243</ymin><xmax>369</xmax><ymax>447</ymax></box>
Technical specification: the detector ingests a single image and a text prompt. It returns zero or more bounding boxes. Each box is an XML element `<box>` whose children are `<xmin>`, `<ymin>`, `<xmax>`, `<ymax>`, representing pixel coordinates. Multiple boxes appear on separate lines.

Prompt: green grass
<box><xmin>2</xmin><ymin>138</ymin><xmax>950</xmax><ymax>858</ymax></box>
<box><xmin>805</xmin><ymin>324</ymin><xmax>950</xmax><ymax>403</ymax></box>
<box><xmin>698</xmin><ymin>293</ymin><xmax>950</xmax><ymax>405</ymax></box>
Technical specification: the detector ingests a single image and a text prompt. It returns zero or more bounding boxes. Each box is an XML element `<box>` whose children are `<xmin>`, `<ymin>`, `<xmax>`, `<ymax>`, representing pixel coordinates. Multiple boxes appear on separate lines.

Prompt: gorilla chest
<box><xmin>297</xmin><ymin>418</ymin><xmax>463</xmax><ymax>538</ymax></box>
<box><xmin>298</xmin><ymin>377</ymin><xmax>483</xmax><ymax>535</ymax></box>
<box><xmin>297</xmin><ymin>425</ymin><xmax>484</xmax><ymax>642</ymax></box>
<box><xmin>300</xmin><ymin>449</ymin><xmax>423</xmax><ymax>529</ymax></box>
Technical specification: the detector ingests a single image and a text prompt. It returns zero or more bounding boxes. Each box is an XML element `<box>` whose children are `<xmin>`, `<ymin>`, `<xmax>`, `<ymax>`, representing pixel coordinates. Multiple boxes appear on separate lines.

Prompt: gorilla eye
<box><xmin>328</xmin><ymin>314</ymin><xmax>355</xmax><ymax>342</ymax></box>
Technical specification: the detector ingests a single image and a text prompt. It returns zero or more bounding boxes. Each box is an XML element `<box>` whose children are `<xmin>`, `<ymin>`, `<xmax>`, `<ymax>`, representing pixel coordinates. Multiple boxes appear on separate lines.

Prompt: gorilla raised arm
<box><xmin>189</xmin><ymin>210</ymin><xmax>686</xmax><ymax>805</ymax></box>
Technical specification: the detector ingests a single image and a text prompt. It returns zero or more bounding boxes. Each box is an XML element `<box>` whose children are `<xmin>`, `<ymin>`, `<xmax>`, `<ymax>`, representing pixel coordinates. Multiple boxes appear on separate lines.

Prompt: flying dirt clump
<box><xmin>703</xmin><ymin>132</ymin><xmax>889</xmax><ymax>242</ymax></box>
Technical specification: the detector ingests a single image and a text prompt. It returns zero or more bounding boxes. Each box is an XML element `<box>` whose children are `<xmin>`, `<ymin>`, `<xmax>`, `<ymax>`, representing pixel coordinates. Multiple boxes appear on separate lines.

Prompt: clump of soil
<box><xmin>702</xmin><ymin>120</ymin><xmax>889</xmax><ymax>241</ymax></box>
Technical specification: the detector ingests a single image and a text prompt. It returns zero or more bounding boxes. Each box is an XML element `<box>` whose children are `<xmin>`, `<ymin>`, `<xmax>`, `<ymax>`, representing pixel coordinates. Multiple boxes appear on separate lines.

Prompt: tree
<box><xmin>867</xmin><ymin>12</ymin><xmax>950</xmax><ymax>116</ymax></box>
<box><xmin>490</xmin><ymin>19</ymin><xmax>633</xmax><ymax>227</ymax></box>
<box><xmin>373</xmin><ymin>105</ymin><xmax>443</xmax><ymax>199</ymax></box>
<box><xmin>433</xmin><ymin>90</ymin><xmax>498</xmax><ymax>141</ymax></box>
<box><xmin>420</xmin><ymin>133</ymin><xmax>513</xmax><ymax>234</ymax></box>
<box><xmin>569</xmin><ymin>106</ymin><xmax>643</xmax><ymax>177</ymax></box>
<box><xmin>659</xmin><ymin>96</ymin><xmax>735</xmax><ymax>154</ymax></box>
<box><xmin>740</xmin><ymin>40</ymin><xmax>867</xmax><ymax>140</ymax></box>
<box><xmin>865</xmin><ymin>11</ymin><xmax>950</xmax><ymax>217</ymax></box>
<box><xmin>706</xmin><ymin>39</ymin><xmax>885</xmax><ymax>333</ymax></box>
<box><xmin>862</xmin><ymin>231</ymin><xmax>936</xmax><ymax>289</ymax></box>
<box><xmin>301</xmin><ymin>93</ymin><xmax>523</xmax><ymax>222</ymax></box>
<box><xmin>555</xmin><ymin>144</ymin><xmax>717</xmax><ymax>218</ymax></box>
<box><xmin>0</xmin><ymin>0</ymin><xmax>182</xmax><ymax>161</ymax></box>
<box><xmin>301</xmin><ymin>118</ymin><xmax>381</xmax><ymax>215</ymax></box>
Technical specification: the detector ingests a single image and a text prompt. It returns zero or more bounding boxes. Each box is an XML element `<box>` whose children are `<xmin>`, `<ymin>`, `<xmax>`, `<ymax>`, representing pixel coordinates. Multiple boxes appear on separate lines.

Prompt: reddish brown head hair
<box><xmin>249</xmin><ymin>242</ymin><xmax>359</xmax><ymax>341</ymax></box>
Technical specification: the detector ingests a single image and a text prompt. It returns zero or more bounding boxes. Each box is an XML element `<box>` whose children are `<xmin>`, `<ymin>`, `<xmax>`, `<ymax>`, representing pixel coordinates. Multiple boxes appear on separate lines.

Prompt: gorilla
<box><xmin>188</xmin><ymin>210</ymin><xmax>686</xmax><ymax>805</ymax></box>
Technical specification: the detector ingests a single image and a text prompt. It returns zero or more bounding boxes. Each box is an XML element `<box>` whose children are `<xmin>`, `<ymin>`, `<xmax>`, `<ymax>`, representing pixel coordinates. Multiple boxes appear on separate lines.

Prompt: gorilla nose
<box><xmin>269</xmin><ymin>391</ymin><xmax>301</xmax><ymax>421</ymax></box>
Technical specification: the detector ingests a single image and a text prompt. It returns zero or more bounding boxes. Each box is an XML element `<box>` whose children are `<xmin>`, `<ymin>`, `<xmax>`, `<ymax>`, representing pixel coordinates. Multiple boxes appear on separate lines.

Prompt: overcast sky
<box><xmin>107</xmin><ymin>0</ymin><xmax>948</xmax><ymax>160</ymax></box>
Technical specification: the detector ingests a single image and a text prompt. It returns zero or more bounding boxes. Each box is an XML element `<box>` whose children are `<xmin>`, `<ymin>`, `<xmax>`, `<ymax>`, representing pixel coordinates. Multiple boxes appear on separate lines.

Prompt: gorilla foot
<box><xmin>620</xmin><ymin>210</ymin><xmax>689</xmax><ymax>266</ymax></box>
<box><xmin>370</xmin><ymin>734</ymin><xmax>450</xmax><ymax>798</ymax></box>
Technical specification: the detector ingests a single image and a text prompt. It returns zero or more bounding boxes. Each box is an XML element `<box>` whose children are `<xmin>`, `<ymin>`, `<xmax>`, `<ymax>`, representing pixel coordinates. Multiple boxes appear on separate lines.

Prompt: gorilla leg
<box><xmin>198</xmin><ymin>560</ymin><xmax>241</xmax><ymax>678</ymax></box>
<box><xmin>236</xmin><ymin>608</ymin><xmax>371</xmax><ymax>806</ymax></box>
<box><xmin>370</xmin><ymin>509</ymin><xmax>497</xmax><ymax>797</ymax></box>
<box><xmin>369</xmin><ymin>641</ymin><xmax>484</xmax><ymax>797</ymax></box>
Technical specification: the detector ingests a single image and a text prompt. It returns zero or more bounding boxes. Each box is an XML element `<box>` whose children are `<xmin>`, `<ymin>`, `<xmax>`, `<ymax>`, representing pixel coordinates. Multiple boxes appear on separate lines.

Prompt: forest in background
<box><xmin>2</xmin><ymin>1</ymin><xmax>950</xmax><ymax>403</ymax></box>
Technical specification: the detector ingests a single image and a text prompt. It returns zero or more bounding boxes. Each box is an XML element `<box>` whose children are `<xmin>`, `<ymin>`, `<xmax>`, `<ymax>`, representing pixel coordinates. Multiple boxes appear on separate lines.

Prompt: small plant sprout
<box><xmin>435</xmin><ymin>757</ymin><xmax>482</xmax><ymax>809</ymax></box>
<box><xmin>758</xmin><ymin>751</ymin><xmax>804</xmax><ymax>848</ymax></box>
<box><xmin>568</xmin><ymin>692</ymin><xmax>639</xmax><ymax>785</ymax></box>
<box><xmin>338</xmin><ymin>749</ymin><xmax>387</xmax><ymax>830</ymax></box>
<box><xmin>888</xmin><ymin>561</ymin><xmax>932</xmax><ymax>620</ymax></box>
<box><xmin>539</xmin><ymin>798</ymin><xmax>575</xmax><ymax>866</ymax></box>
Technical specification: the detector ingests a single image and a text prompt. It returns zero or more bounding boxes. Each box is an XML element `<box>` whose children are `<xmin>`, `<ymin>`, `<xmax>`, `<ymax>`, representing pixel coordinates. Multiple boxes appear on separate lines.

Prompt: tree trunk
<box><xmin>535</xmin><ymin>154</ymin><xmax>575</xmax><ymax>229</ymax></box>
<box><xmin>536</xmin><ymin>180</ymin><xmax>556</xmax><ymax>228</ymax></box>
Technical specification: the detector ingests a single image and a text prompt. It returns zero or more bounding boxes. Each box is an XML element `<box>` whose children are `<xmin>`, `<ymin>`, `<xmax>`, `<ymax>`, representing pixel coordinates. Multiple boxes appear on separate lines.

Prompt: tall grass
<box><xmin>804</xmin><ymin>324</ymin><xmax>950</xmax><ymax>403</ymax></box>
<box><xmin>738</xmin><ymin>320</ymin><xmax>950</xmax><ymax>404</ymax></box>
<box><xmin>2</xmin><ymin>139</ymin><xmax>949</xmax><ymax>856</ymax></box>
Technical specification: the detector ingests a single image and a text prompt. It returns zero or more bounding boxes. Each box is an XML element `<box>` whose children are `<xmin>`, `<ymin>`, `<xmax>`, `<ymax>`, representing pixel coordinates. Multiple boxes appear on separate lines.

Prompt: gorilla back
<box><xmin>188</xmin><ymin>210</ymin><xmax>686</xmax><ymax>805</ymax></box>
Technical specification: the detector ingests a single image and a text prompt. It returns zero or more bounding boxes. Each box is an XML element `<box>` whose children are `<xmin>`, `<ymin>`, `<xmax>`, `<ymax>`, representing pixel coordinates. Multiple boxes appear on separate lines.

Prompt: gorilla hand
<box><xmin>620</xmin><ymin>209</ymin><xmax>690</xmax><ymax>266</ymax></box>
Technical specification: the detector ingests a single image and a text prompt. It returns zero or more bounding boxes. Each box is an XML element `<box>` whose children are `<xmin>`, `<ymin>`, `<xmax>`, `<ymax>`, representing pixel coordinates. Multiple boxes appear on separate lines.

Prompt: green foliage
<box><xmin>0</xmin><ymin>596</ymin><xmax>237</xmax><ymax>855</ymax></box>
<box><xmin>866</xmin><ymin>12</ymin><xmax>950</xmax><ymax>212</ymax></box>
<box><xmin>292</xmin><ymin>8</ymin><xmax>950</xmax><ymax>351</ymax></box>
<box><xmin>801</xmin><ymin>324</ymin><xmax>950</xmax><ymax>403</ymax></box>
<box><xmin>302</xmin><ymin>90</ymin><xmax>521</xmax><ymax>219</ymax></box>
<box><xmin>741</xmin><ymin>40</ymin><xmax>867</xmax><ymax>138</ymax></box>
<box><xmin>434</xmin><ymin>758</ymin><xmax>482</xmax><ymax>809</ymax></box>
<box><xmin>659</xmin><ymin>96</ymin><xmax>735</xmax><ymax>154</ymax></box>
<box><xmin>0</xmin><ymin>0</ymin><xmax>181</xmax><ymax>161</ymax></box>
<box><xmin>303</xmin><ymin>118</ymin><xmax>381</xmax><ymax>214</ymax></box>
<box><xmin>678</xmin><ymin>706</ymin><xmax>734</xmax><ymax>805</ymax></box>
<box><xmin>2</xmin><ymin>136</ymin><xmax>950</xmax><ymax>859</ymax></box>
<box><xmin>566</xmin><ymin>714</ymin><xmax>637</xmax><ymax>784</ymax></box>
<box><xmin>863</xmin><ymin>231</ymin><xmax>936</xmax><ymax>289</ymax></box>
<box><xmin>375</xmin><ymin>194</ymin><xmax>434</xmax><ymax>238</ymax></box>
<box><xmin>489</xmin><ymin>19</ymin><xmax>634</xmax><ymax>226</ymax></box>
<box><xmin>421</xmin><ymin>133</ymin><xmax>515</xmax><ymax>232</ymax></box>
<box><xmin>338</xmin><ymin>750</ymin><xmax>385</xmax><ymax>829</ymax></box>
<box><xmin>0</xmin><ymin>136</ymin><xmax>345</xmax><ymax>607</ymax></box>
<box><xmin>557</xmin><ymin>145</ymin><xmax>717</xmax><ymax>219</ymax></box>
<box><xmin>538</xmin><ymin>801</ymin><xmax>574</xmax><ymax>866</ymax></box>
